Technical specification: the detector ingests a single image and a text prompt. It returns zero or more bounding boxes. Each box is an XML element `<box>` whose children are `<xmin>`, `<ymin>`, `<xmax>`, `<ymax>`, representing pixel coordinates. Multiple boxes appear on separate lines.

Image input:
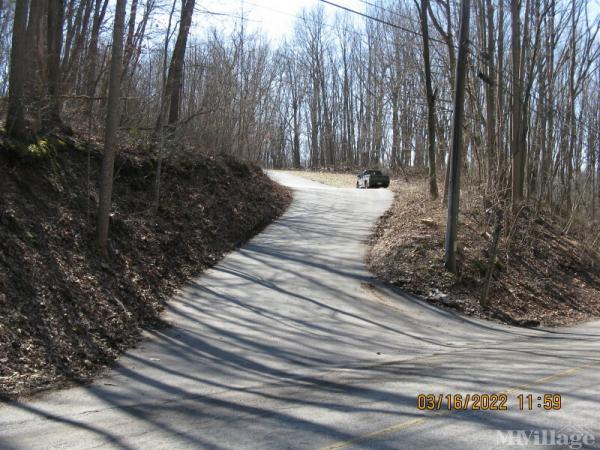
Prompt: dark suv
<box><xmin>356</xmin><ymin>170</ymin><xmax>390</xmax><ymax>189</ymax></box>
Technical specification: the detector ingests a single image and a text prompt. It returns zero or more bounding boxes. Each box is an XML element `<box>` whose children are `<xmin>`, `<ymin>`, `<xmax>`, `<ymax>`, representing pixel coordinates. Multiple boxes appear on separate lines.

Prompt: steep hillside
<box><xmin>0</xmin><ymin>135</ymin><xmax>291</xmax><ymax>398</ymax></box>
<box><xmin>368</xmin><ymin>180</ymin><xmax>600</xmax><ymax>327</ymax></box>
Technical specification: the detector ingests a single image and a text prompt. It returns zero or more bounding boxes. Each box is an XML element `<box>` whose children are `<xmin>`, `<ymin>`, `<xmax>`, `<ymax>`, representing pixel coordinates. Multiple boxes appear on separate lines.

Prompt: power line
<box><xmin>201</xmin><ymin>0</ymin><xmax>598</xmax><ymax>118</ymax></box>
<box><xmin>356</xmin><ymin>0</ymin><xmax>419</xmax><ymax>23</ymax></box>
<box><xmin>318</xmin><ymin>0</ymin><xmax>525</xmax><ymax>77</ymax></box>
<box><xmin>318</xmin><ymin>0</ymin><xmax>437</xmax><ymax>41</ymax></box>
<box><xmin>199</xmin><ymin>0</ymin><xmax>598</xmax><ymax>135</ymax></box>
<box><xmin>216</xmin><ymin>0</ymin><xmax>372</xmax><ymax>42</ymax></box>
<box><xmin>214</xmin><ymin>0</ymin><xmax>445</xmax><ymax>74</ymax></box>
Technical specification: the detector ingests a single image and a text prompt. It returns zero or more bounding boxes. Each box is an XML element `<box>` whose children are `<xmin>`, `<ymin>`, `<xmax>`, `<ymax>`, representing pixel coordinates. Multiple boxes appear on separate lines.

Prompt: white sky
<box><xmin>195</xmin><ymin>0</ymin><xmax>366</xmax><ymax>42</ymax></box>
<box><xmin>193</xmin><ymin>0</ymin><xmax>600</xmax><ymax>43</ymax></box>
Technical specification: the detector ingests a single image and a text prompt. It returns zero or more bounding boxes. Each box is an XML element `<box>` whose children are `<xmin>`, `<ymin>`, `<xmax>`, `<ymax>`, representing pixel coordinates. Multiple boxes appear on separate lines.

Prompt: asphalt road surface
<box><xmin>1</xmin><ymin>172</ymin><xmax>599</xmax><ymax>449</ymax></box>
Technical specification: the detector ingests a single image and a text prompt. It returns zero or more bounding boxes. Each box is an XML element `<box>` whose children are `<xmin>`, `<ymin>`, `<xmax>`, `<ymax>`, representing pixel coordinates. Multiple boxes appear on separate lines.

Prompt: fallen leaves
<box><xmin>420</xmin><ymin>218</ymin><xmax>437</xmax><ymax>227</ymax></box>
<box><xmin>367</xmin><ymin>179</ymin><xmax>600</xmax><ymax>328</ymax></box>
<box><xmin>0</xmin><ymin>142</ymin><xmax>291</xmax><ymax>399</ymax></box>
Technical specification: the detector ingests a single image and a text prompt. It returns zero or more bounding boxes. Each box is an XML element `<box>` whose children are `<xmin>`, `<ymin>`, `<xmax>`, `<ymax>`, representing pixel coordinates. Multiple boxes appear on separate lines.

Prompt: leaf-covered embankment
<box><xmin>0</xmin><ymin>135</ymin><xmax>291</xmax><ymax>398</ymax></box>
<box><xmin>368</xmin><ymin>180</ymin><xmax>600</xmax><ymax>328</ymax></box>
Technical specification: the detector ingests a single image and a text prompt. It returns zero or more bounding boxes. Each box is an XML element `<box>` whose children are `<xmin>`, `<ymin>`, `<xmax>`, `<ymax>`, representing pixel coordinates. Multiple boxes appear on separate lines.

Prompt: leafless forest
<box><xmin>1</xmin><ymin>0</ymin><xmax>599</xmax><ymax>242</ymax></box>
<box><xmin>2</xmin><ymin>0</ymin><xmax>600</xmax><ymax>405</ymax></box>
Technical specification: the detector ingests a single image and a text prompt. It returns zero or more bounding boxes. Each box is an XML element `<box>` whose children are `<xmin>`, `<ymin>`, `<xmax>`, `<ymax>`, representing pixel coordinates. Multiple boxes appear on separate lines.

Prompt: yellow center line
<box><xmin>501</xmin><ymin>362</ymin><xmax>597</xmax><ymax>395</ymax></box>
<box><xmin>319</xmin><ymin>418</ymin><xmax>430</xmax><ymax>450</ymax></box>
<box><xmin>317</xmin><ymin>360</ymin><xmax>600</xmax><ymax>450</ymax></box>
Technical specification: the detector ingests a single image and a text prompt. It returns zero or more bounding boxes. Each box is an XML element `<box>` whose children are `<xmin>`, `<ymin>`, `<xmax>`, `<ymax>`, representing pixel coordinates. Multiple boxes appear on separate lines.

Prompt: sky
<box><xmin>193</xmin><ymin>0</ymin><xmax>600</xmax><ymax>43</ymax></box>
<box><xmin>195</xmin><ymin>0</ymin><xmax>366</xmax><ymax>42</ymax></box>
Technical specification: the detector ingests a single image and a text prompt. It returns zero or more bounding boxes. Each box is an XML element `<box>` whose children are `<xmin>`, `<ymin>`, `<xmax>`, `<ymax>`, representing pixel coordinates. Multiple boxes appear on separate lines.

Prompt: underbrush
<box><xmin>368</xmin><ymin>180</ymin><xmax>600</xmax><ymax>327</ymax></box>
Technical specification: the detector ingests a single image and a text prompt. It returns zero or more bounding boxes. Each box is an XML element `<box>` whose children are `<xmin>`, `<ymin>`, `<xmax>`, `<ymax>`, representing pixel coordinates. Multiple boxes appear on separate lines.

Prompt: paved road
<box><xmin>1</xmin><ymin>172</ymin><xmax>600</xmax><ymax>449</ymax></box>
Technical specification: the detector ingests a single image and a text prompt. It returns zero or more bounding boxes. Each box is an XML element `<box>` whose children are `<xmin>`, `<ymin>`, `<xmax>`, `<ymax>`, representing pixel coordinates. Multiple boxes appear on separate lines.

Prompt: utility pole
<box><xmin>444</xmin><ymin>0</ymin><xmax>471</xmax><ymax>273</ymax></box>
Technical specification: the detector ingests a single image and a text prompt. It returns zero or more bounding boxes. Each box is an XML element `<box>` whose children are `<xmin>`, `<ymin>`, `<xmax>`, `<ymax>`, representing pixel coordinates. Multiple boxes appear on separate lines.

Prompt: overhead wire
<box><xmin>213</xmin><ymin>0</ymin><xmax>447</xmax><ymax>74</ymax></box>
<box><xmin>189</xmin><ymin>0</ymin><xmax>598</xmax><ymax>135</ymax></box>
<box><xmin>318</xmin><ymin>0</ymin><xmax>599</xmax><ymax>135</ymax></box>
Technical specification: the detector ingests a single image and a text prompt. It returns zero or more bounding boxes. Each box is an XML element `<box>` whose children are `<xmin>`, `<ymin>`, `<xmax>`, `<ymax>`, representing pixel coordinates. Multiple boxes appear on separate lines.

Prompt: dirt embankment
<box><xmin>368</xmin><ymin>180</ymin><xmax>600</xmax><ymax>328</ymax></box>
<box><xmin>0</xmin><ymin>135</ymin><xmax>291</xmax><ymax>398</ymax></box>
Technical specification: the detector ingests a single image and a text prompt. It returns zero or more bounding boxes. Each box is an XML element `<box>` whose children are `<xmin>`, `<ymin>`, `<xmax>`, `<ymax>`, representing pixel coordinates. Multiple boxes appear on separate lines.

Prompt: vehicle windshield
<box><xmin>365</xmin><ymin>170</ymin><xmax>383</xmax><ymax>175</ymax></box>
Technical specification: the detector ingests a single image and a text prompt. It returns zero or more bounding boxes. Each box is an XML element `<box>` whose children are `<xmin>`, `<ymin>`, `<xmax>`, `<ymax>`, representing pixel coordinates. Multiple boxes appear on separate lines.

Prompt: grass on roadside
<box><xmin>277</xmin><ymin>170</ymin><xmax>359</xmax><ymax>188</ymax></box>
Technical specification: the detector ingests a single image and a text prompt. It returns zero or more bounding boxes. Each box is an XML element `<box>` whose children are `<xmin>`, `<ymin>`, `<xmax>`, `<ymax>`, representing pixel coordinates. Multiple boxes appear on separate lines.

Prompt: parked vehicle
<box><xmin>356</xmin><ymin>170</ymin><xmax>390</xmax><ymax>189</ymax></box>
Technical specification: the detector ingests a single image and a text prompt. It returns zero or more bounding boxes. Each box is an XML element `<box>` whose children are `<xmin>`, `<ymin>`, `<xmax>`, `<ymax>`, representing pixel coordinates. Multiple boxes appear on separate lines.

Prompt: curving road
<box><xmin>1</xmin><ymin>172</ymin><xmax>599</xmax><ymax>449</ymax></box>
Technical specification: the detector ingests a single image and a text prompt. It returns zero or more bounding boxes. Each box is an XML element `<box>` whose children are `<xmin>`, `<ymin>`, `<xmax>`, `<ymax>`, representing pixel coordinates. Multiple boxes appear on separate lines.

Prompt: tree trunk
<box><xmin>542</xmin><ymin>0</ymin><xmax>555</xmax><ymax>204</ymax></box>
<box><xmin>310</xmin><ymin>75</ymin><xmax>320</xmax><ymax>168</ymax></box>
<box><xmin>428</xmin><ymin>0</ymin><xmax>455</xmax><ymax>204</ymax></box>
<box><xmin>510</xmin><ymin>0</ymin><xmax>524</xmax><ymax>207</ymax></box>
<box><xmin>418</xmin><ymin>0</ymin><xmax>439</xmax><ymax>199</ymax></box>
<box><xmin>565</xmin><ymin>0</ymin><xmax>577</xmax><ymax>213</ymax></box>
<box><xmin>484</xmin><ymin>0</ymin><xmax>496</xmax><ymax>194</ymax></box>
<box><xmin>481</xmin><ymin>208</ymin><xmax>503</xmax><ymax>306</ymax></box>
<box><xmin>96</xmin><ymin>0</ymin><xmax>127</xmax><ymax>256</ymax></box>
<box><xmin>166</xmin><ymin>0</ymin><xmax>195</xmax><ymax>127</ymax></box>
<box><xmin>444</xmin><ymin>0</ymin><xmax>471</xmax><ymax>273</ymax></box>
<box><xmin>292</xmin><ymin>97</ymin><xmax>301</xmax><ymax>168</ymax></box>
<box><xmin>23</xmin><ymin>0</ymin><xmax>43</xmax><ymax>128</ymax></box>
<box><xmin>391</xmin><ymin>89</ymin><xmax>400</xmax><ymax>169</ymax></box>
<box><xmin>6</xmin><ymin>0</ymin><xmax>29</xmax><ymax>140</ymax></box>
<box><xmin>496</xmin><ymin>0</ymin><xmax>506</xmax><ymax>189</ymax></box>
<box><xmin>122</xmin><ymin>0</ymin><xmax>138</xmax><ymax>78</ymax></box>
<box><xmin>84</xmin><ymin>0</ymin><xmax>109</xmax><ymax>121</ymax></box>
<box><xmin>342</xmin><ymin>43</ymin><xmax>352</xmax><ymax>166</ymax></box>
<box><xmin>61</xmin><ymin>0</ymin><xmax>93</xmax><ymax>91</ymax></box>
<box><xmin>44</xmin><ymin>0</ymin><xmax>64</xmax><ymax>128</ymax></box>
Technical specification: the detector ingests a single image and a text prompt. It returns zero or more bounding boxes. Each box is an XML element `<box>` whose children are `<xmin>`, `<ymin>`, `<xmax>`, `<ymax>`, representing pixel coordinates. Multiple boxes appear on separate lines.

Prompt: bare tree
<box><xmin>96</xmin><ymin>0</ymin><xmax>127</xmax><ymax>256</ymax></box>
<box><xmin>510</xmin><ymin>0</ymin><xmax>525</xmax><ymax>207</ymax></box>
<box><xmin>44</xmin><ymin>0</ymin><xmax>64</xmax><ymax>128</ymax></box>
<box><xmin>5</xmin><ymin>0</ymin><xmax>28</xmax><ymax>139</ymax></box>
<box><xmin>417</xmin><ymin>0</ymin><xmax>439</xmax><ymax>199</ymax></box>
<box><xmin>1</xmin><ymin>0</ymin><xmax>597</xmax><ymax>252</ymax></box>
<box><xmin>444</xmin><ymin>0</ymin><xmax>471</xmax><ymax>273</ymax></box>
<box><xmin>165</xmin><ymin>0</ymin><xmax>196</xmax><ymax>127</ymax></box>
<box><xmin>153</xmin><ymin>0</ymin><xmax>195</xmax><ymax>211</ymax></box>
